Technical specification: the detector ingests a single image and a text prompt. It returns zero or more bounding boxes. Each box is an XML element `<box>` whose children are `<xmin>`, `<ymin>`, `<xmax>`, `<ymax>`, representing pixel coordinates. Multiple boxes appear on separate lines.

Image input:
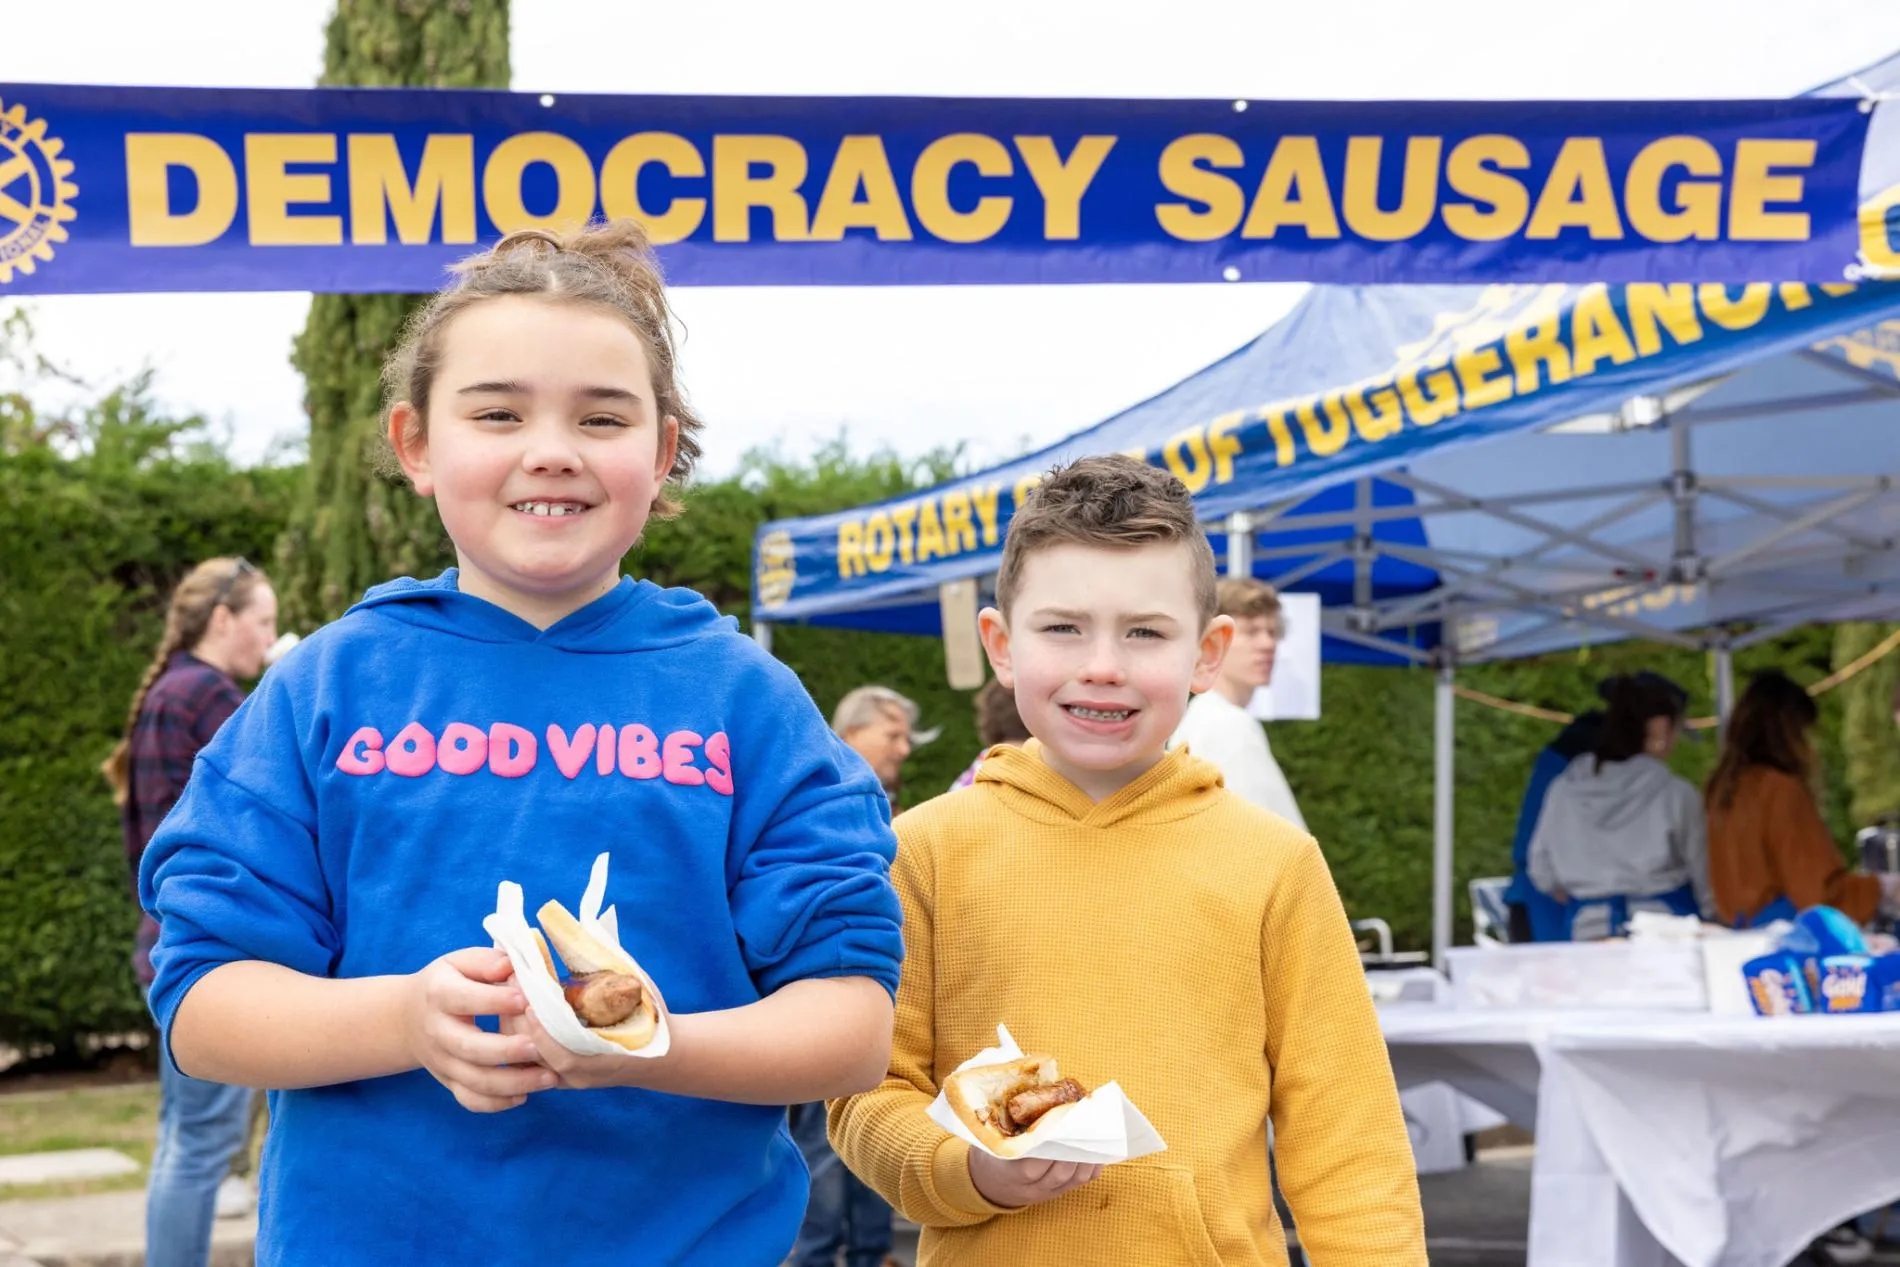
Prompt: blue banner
<box><xmin>1813</xmin><ymin>317</ymin><xmax>1900</xmax><ymax>383</ymax></box>
<box><xmin>752</xmin><ymin>280</ymin><xmax>1900</xmax><ymax>623</ymax></box>
<box><xmin>0</xmin><ymin>83</ymin><xmax>1876</xmax><ymax>294</ymax></box>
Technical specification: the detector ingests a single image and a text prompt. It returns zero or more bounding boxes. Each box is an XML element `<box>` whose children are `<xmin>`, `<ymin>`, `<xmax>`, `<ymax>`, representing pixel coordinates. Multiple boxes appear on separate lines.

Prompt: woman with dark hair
<box><xmin>1529</xmin><ymin>673</ymin><xmax>1714</xmax><ymax>939</ymax></box>
<box><xmin>1706</xmin><ymin>670</ymin><xmax>1900</xmax><ymax>928</ymax></box>
<box><xmin>1505</xmin><ymin>709</ymin><xmax>1603</xmax><ymax>942</ymax></box>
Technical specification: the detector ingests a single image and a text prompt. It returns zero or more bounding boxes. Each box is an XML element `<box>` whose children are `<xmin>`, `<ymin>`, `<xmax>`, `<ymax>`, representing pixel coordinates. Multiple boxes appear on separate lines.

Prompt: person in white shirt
<box><xmin>1171</xmin><ymin>577</ymin><xmax>1306</xmax><ymax>830</ymax></box>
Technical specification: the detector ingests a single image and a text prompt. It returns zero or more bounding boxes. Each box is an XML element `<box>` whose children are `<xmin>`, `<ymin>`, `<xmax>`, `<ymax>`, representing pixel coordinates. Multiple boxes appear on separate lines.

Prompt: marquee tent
<box><xmin>750</xmin><ymin>54</ymin><xmax>1900</xmax><ymax>965</ymax></box>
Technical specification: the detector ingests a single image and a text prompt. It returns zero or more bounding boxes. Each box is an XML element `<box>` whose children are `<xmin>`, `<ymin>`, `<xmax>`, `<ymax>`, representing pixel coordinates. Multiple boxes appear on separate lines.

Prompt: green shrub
<box><xmin>1835</xmin><ymin>622</ymin><xmax>1900</xmax><ymax>825</ymax></box>
<box><xmin>0</xmin><ymin>425</ymin><xmax>296</xmax><ymax>1051</ymax></box>
<box><xmin>4</xmin><ymin>392</ymin><xmax>1880</xmax><ymax>1049</ymax></box>
<box><xmin>1274</xmin><ymin>626</ymin><xmax>1852</xmax><ymax>949</ymax></box>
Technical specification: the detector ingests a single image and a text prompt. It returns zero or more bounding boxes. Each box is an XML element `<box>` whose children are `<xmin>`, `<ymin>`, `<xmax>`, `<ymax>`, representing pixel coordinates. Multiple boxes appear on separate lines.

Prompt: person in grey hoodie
<box><xmin>1529</xmin><ymin>673</ymin><xmax>1714</xmax><ymax>940</ymax></box>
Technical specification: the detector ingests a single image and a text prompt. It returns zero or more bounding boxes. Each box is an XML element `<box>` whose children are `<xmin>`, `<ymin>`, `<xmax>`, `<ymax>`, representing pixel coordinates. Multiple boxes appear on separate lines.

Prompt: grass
<box><xmin>0</xmin><ymin>1081</ymin><xmax>158</xmax><ymax>1201</ymax></box>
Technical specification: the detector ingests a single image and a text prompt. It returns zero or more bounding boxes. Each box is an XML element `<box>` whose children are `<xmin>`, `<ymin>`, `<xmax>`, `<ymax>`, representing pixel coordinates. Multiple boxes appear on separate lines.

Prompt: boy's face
<box><xmin>1219</xmin><ymin>612</ymin><xmax>1283</xmax><ymax>695</ymax></box>
<box><xmin>979</xmin><ymin>540</ymin><xmax>1232</xmax><ymax>800</ymax></box>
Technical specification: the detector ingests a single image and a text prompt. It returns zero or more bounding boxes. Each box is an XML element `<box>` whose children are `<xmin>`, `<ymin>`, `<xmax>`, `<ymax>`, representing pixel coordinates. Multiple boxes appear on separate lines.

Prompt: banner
<box><xmin>1813</xmin><ymin>317</ymin><xmax>1900</xmax><ymax>383</ymax></box>
<box><xmin>0</xmin><ymin>83</ymin><xmax>1876</xmax><ymax>295</ymax></box>
<box><xmin>752</xmin><ymin>280</ymin><xmax>1900</xmax><ymax>623</ymax></box>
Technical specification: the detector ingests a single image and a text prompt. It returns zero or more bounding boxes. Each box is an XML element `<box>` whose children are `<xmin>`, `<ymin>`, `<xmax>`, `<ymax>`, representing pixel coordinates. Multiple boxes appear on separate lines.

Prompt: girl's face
<box><xmin>391</xmin><ymin>297</ymin><xmax>679</xmax><ymax>629</ymax></box>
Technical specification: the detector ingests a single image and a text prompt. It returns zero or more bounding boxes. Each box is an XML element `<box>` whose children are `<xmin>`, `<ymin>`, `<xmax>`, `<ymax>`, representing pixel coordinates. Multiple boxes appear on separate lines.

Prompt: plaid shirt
<box><xmin>123</xmin><ymin>652</ymin><xmax>243</xmax><ymax>986</ymax></box>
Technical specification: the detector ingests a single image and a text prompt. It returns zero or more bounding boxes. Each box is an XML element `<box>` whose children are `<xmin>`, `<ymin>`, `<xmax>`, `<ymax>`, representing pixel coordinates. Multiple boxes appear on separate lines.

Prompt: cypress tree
<box><xmin>1834</xmin><ymin>621</ymin><xmax>1900</xmax><ymax>826</ymax></box>
<box><xmin>276</xmin><ymin>0</ymin><xmax>509</xmax><ymax>626</ymax></box>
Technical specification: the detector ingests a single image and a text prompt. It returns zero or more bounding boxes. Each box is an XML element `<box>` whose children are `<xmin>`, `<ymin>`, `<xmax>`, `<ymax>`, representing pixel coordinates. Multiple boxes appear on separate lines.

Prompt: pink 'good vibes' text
<box><xmin>335</xmin><ymin>721</ymin><xmax>734</xmax><ymax>795</ymax></box>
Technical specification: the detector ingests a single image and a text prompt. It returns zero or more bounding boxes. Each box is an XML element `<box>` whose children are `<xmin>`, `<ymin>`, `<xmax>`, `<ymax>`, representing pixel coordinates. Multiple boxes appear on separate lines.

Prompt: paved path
<box><xmin>1</xmin><ymin>1152</ymin><xmax>1889</xmax><ymax>1265</ymax></box>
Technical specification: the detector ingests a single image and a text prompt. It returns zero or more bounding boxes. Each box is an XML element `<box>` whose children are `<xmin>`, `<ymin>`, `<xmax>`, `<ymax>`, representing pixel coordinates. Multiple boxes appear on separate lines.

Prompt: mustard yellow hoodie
<box><xmin>830</xmin><ymin>741</ymin><xmax>1426</xmax><ymax>1267</ymax></box>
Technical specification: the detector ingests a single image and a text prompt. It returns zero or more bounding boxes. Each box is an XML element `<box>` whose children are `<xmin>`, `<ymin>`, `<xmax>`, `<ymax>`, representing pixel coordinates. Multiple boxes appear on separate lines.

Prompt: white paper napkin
<box><xmin>482</xmin><ymin>852</ymin><xmax>671</xmax><ymax>1058</ymax></box>
<box><xmin>926</xmin><ymin>1024</ymin><xmax>1166</xmax><ymax>1164</ymax></box>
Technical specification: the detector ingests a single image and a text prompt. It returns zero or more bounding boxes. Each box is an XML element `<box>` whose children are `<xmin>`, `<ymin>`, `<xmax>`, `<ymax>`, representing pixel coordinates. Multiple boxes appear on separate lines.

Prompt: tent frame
<box><xmin>756</xmin><ymin>350</ymin><xmax>1900</xmax><ymax>969</ymax></box>
<box><xmin>1211</xmin><ymin>355</ymin><xmax>1900</xmax><ymax>967</ymax></box>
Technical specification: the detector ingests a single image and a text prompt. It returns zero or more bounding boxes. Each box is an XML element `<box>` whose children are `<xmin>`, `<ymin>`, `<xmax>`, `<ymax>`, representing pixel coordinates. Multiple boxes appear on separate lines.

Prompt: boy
<box><xmin>830</xmin><ymin>456</ymin><xmax>1427</xmax><ymax>1266</ymax></box>
<box><xmin>1171</xmin><ymin>576</ymin><xmax>1307</xmax><ymax>829</ymax></box>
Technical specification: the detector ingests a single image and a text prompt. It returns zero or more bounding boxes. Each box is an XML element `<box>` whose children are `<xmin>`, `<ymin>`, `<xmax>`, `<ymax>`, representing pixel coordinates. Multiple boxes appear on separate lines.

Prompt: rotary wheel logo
<box><xmin>0</xmin><ymin>98</ymin><xmax>79</xmax><ymax>285</ymax></box>
<box><xmin>755</xmin><ymin>530</ymin><xmax>797</xmax><ymax>610</ymax></box>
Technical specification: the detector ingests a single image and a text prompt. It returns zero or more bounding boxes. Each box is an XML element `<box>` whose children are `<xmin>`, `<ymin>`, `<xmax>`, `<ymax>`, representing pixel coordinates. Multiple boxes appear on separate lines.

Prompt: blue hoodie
<box><xmin>140</xmin><ymin>572</ymin><xmax>904</xmax><ymax>1267</ymax></box>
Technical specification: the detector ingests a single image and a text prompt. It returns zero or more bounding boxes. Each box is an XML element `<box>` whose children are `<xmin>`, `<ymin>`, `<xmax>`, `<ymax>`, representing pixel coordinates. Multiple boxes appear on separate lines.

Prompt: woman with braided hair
<box><xmin>104</xmin><ymin>556</ymin><xmax>277</xmax><ymax>1267</ymax></box>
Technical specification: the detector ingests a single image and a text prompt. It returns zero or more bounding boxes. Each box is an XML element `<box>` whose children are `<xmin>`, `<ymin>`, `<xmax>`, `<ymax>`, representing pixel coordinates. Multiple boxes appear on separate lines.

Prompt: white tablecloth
<box><xmin>1381</xmin><ymin>1005</ymin><xmax>1900</xmax><ymax>1267</ymax></box>
<box><xmin>1373</xmin><ymin>969</ymin><xmax>1510</xmax><ymax>1174</ymax></box>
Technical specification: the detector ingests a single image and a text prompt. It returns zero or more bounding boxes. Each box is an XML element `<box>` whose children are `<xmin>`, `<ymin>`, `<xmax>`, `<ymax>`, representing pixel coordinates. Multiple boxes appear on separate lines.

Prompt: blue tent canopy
<box><xmin>754</xmin><ymin>280</ymin><xmax>1900</xmax><ymax>666</ymax></box>
<box><xmin>750</xmin><ymin>282</ymin><xmax>1900</xmax><ymax>967</ymax></box>
<box><xmin>753</xmin><ymin>53</ymin><xmax>1900</xmax><ymax>663</ymax></box>
<box><xmin>747</xmin><ymin>56</ymin><xmax>1900</xmax><ymax>965</ymax></box>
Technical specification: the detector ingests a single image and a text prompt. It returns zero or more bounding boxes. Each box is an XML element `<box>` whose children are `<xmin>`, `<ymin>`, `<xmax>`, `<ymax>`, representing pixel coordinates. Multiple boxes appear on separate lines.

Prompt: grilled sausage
<box><xmin>1004</xmin><ymin>1078</ymin><xmax>1086</xmax><ymax>1130</ymax></box>
<box><xmin>562</xmin><ymin>971</ymin><xmax>646</xmax><ymax>1028</ymax></box>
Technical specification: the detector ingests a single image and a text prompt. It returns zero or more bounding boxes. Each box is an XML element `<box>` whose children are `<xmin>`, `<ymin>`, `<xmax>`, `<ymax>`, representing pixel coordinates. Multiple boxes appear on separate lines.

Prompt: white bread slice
<box><xmin>535</xmin><ymin>901</ymin><xmax>659</xmax><ymax>1053</ymax></box>
<box><xmin>942</xmin><ymin>1054</ymin><xmax>1085</xmax><ymax>1158</ymax></box>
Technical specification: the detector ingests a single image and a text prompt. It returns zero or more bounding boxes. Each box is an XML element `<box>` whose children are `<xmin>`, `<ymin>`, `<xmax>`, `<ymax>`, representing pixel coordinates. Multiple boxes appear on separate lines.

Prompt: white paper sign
<box><xmin>926</xmin><ymin>1024</ymin><xmax>1167</xmax><ymax>1164</ymax></box>
<box><xmin>482</xmin><ymin>852</ymin><xmax>671</xmax><ymax>1059</ymax></box>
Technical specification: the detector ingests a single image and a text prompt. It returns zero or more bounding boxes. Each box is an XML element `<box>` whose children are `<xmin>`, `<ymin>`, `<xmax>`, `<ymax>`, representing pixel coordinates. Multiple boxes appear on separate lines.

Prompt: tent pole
<box><xmin>1433</xmin><ymin>661</ymin><xmax>1456</xmax><ymax>972</ymax></box>
<box><xmin>752</xmin><ymin>619</ymin><xmax>773</xmax><ymax>654</ymax></box>
<box><xmin>1226</xmin><ymin>511</ymin><xmax>1254</xmax><ymax>578</ymax></box>
<box><xmin>1714</xmin><ymin>646</ymin><xmax>1735</xmax><ymax>730</ymax></box>
<box><xmin>1353</xmin><ymin>478</ymin><xmax>1374</xmax><ymax>611</ymax></box>
<box><xmin>1670</xmin><ymin>411</ymin><xmax>1702</xmax><ymax>584</ymax></box>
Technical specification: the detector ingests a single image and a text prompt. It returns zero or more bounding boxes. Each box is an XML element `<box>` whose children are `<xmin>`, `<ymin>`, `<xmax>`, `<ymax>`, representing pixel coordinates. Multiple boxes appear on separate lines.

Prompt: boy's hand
<box><xmin>515</xmin><ymin>1007</ymin><xmax>654</xmax><ymax>1091</ymax></box>
<box><xmin>402</xmin><ymin>948</ymin><xmax>551</xmax><ymax>1113</ymax></box>
<box><xmin>968</xmin><ymin>1149</ymin><xmax>1103</xmax><ymax>1209</ymax></box>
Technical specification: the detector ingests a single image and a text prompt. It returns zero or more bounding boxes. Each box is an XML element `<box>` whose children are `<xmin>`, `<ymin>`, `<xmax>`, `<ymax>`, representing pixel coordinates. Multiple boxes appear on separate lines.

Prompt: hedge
<box><xmin>0</xmin><ymin>416</ymin><xmax>298</xmax><ymax>1051</ymax></box>
<box><xmin>1275</xmin><ymin>626</ymin><xmax>1853</xmax><ymax>950</ymax></box>
<box><xmin>1</xmin><ymin>419</ymin><xmax>1874</xmax><ymax>1048</ymax></box>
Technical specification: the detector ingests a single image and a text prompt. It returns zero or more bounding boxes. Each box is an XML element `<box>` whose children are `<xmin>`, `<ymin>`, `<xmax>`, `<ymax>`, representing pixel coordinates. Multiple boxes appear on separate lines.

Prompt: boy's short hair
<box><xmin>1217</xmin><ymin>577</ymin><xmax>1282</xmax><ymax>622</ymax></box>
<box><xmin>994</xmin><ymin>456</ymin><xmax>1217</xmax><ymax>625</ymax></box>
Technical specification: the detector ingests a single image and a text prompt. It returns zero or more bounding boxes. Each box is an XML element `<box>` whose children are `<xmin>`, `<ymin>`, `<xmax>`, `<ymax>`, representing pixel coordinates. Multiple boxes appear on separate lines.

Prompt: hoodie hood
<box><xmin>346</xmin><ymin>569</ymin><xmax>735</xmax><ymax>652</ymax></box>
<box><xmin>1550</xmin><ymin>753</ymin><xmax>1683</xmax><ymax>833</ymax></box>
<box><xmin>973</xmin><ymin>739</ymin><xmax>1224</xmax><ymax>829</ymax></box>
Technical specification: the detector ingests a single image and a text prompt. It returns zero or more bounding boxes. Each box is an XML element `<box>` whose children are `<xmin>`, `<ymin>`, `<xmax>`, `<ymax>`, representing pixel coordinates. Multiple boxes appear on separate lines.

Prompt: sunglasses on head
<box><xmin>210</xmin><ymin>558</ymin><xmax>257</xmax><ymax>610</ymax></box>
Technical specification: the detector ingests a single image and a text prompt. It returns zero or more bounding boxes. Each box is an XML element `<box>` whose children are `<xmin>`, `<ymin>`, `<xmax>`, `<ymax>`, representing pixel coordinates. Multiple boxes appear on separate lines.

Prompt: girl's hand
<box><xmin>402</xmin><ymin>948</ymin><xmax>552</xmax><ymax>1112</ymax></box>
<box><xmin>967</xmin><ymin>1150</ymin><xmax>1103</xmax><ymax>1209</ymax></box>
<box><xmin>517</xmin><ymin>1008</ymin><xmax>654</xmax><ymax>1090</ymax></box>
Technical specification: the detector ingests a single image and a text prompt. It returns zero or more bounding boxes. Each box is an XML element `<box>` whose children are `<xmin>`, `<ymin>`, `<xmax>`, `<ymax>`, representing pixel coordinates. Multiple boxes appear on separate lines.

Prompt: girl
<box><xmin>1528</xmin><ymin>673</ymin><xmax>1714</xmax><ymax>939</ymax></box>
<box><xmin>106</xmin><ymin>556</ymin><xmax>277</xmax><ymax>1267</ymax></box>
<box><xmin>139</xmin><ymin>222</ymin><xmax>903</xmax><ymax>1266</ymax></box>
<box><xmin>1706</xmin><ymin>669</ymin><xmax>1900</xmax><ymax>928</ymax></box>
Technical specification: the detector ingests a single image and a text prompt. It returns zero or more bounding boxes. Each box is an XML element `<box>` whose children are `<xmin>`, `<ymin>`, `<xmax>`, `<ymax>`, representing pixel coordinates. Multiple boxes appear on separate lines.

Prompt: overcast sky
<box><xmin>4</xmin><ymin>0</ymin><xmax>1898</xmax><ymax>474</ymax></box>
